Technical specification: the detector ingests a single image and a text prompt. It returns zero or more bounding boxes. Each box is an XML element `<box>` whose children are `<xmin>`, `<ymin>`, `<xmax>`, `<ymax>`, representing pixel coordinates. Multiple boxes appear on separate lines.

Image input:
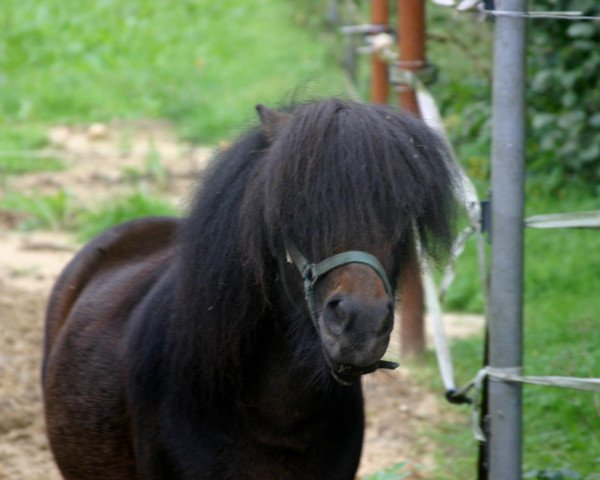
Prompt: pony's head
<box><xmin>238</xmin><ymin>99</ymin><xmax>459</xmax><ymax>384</ymax></box>
<box><xmin>283</xmin><ymin>239</ymin><xmax>396</xmax><ymax>384</ymax></box>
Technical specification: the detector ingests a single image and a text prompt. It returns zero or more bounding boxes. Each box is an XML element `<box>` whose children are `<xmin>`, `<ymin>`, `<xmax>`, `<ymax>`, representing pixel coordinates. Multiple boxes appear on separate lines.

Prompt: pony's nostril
<box><xmin>325</xmin><ymin>297</ymin><xmax>346</xmax><ymax>321</ymax></box>
<box><xmin>377</xmin><ymin>313</ymin><xmax>394</xmax><ymax>336</ymax></box>
<box><xmin>323</xmin><ymin>295</ymin><xmax>393</xmax><ymax>337</ymax></box>
<box><xmin>324</xmin><ymin>295</ymin><xmax>360</xmax><ymax>333</ymax></box>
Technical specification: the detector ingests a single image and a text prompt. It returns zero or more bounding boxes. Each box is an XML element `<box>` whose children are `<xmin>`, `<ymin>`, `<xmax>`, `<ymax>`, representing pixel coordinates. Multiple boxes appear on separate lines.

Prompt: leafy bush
<box><xmin>524</xmin><ymin>468</ymin><xmax>583</xmax><ymax>479</ymax></box>
<box><xmin>527</xmin><ymin>0</ymin><xmax>600</xmax><ymax>193</ymax></box>
<box><xmin>429</xmin><ymin>1</ymin><xmax>600</xmax><ymax>195</ymax></box>
<box><xmin>427</xmin><ymin>6</ymin><xmax>494</xmax><ymax>193</ymax></box>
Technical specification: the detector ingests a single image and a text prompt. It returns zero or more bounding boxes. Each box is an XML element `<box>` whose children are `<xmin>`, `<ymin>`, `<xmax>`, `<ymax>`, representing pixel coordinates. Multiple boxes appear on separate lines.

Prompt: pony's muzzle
<box><xmin>323</xmin><ymin>294</ymin><xmax>393</xmax><ymax>336</ymax></box>
<box><xmin>320</xmin><ymin>292</ymin><xmax>394</xmax><ymax>376</ymax></box>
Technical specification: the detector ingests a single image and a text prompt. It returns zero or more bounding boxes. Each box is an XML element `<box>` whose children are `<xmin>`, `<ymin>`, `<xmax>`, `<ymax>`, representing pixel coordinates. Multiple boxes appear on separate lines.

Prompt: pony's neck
<box><xmin>239</xmin><ymin>309</ymin><xmax>344</xmax><ymax>427</ymax></box>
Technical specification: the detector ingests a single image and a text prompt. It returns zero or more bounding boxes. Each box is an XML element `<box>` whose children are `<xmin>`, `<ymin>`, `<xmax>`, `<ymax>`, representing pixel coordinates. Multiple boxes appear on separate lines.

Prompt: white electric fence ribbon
<box><xmin>430</xmin><ymin>1</ymin><xmax>600</xmax><ymax>20</ymax></box>
<box><xmin>415</xmin><ymin>83</ymin><xmax>488</xmax><ymax>396</ymax></box>
<box><xmin>421</xmin><ymin>262</ymin><xmax>456</xmax><ymax>392</ymax></box>
<box><xmin>526</xmin><ymin>210</ymin><xmax>600</xmax><ymax>229</ymax></box>
<box><xmin>463</xmin><ymin>367</ymin><xmax>600</xmax><ymax>441</ymax></box>
<box><xmin>486</xmin><ymin>10</ymin><xmax>600</xmax><ymax>21</ymax></box>
<box><xmin>416</xmin><ymin>84</ymin><xmax>488</xmax><ymax>396</ymax></box>
<box><xmin>486</xmin><ymin>367</ymin><xmax>600</xmax><ymax>392</ymax></box>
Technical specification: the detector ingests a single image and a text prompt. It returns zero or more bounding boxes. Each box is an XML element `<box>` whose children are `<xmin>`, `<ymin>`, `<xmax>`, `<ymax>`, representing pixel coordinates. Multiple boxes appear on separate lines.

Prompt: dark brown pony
<box><xmin>42</xmin><ymin>98</ymin><xmax>458</xmax><ymax>479</ymax></box>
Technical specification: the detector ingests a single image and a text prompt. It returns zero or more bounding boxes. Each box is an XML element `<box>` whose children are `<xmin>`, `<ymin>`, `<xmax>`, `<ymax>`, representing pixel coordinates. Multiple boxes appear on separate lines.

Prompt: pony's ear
<box><xmin>256</xmin><ymin>104</ymin><xmax>292</xmax><ymax>142</ymax></box>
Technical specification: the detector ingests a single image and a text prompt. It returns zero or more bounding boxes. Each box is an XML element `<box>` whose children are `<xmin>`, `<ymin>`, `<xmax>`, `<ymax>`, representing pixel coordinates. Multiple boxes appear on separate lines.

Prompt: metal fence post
<box><xmin>488</xmin><ymin>1</ymin><xmax>528</xmax><ymax>478</ymax></box>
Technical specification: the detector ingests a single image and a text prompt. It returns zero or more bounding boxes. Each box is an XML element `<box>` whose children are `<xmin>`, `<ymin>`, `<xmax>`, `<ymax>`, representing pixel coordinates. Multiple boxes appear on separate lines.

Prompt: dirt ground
<box><xmin>0</xmin><ymin>123</ymin><xmax>482</xmax><ymax>479</ymax></box>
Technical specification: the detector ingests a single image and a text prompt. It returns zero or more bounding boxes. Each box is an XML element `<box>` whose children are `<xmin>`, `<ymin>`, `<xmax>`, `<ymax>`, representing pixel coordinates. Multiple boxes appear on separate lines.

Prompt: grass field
<box><xmin>1</xmin><ymin>1</ymin><xmax>599</xmax><ymax>478</ymax></box>
<box><xmin>0</xmin><ymin>0</ymin><xmax>348</xmax><ymax>144</ymax></box>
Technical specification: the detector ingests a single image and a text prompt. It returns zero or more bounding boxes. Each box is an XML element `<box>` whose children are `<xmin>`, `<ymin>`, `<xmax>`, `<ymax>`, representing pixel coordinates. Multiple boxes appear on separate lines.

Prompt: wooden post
<box><xmin>397</xmin><ymin>0</ymin><xmax>425</xmax><ymax>114</ymax></box>
<box><xmin>397</xmin><ymin>0</ymin><xmax>426</xmax><ymax>357</ymax></box>
<box><xmin>371</xmin><ymin>0</ymin><xmax>389</xmax><ymax>104</ymax></box>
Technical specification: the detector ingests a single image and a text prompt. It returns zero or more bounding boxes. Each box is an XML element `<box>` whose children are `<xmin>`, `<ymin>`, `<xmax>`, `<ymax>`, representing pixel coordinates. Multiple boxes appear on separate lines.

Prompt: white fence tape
<box><xmin>526</xmin><ymin>210</ymin><xmax>600</xmax><ymax>229</ymax></box>
<box><xmin>416</xmin><ymin>84</ymin><xmax>489</xmax><ymax>397</ymax></box>
<box><xmin>460</xmin><ymin>367</ymin><xmax>600</xmax><ymax>441</ymax></box>
<box><xmin>486</xmin><ymin>367</ymin><xmax>600</xmax><ymax>392</ymax></box>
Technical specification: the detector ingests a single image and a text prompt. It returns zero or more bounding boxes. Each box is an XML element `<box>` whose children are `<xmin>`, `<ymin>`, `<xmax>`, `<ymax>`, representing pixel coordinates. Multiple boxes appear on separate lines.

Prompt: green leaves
<box><xmin>430</xmin><ymin>0</ymin><xmax>600</xmax><ymax>194</ymax></box>
<box><xmin>524</xmin><ymin>468</ymin><xmax>583</xmax><ymax>480</ymax></box>
<box><xmin>567</xmin><ymin>22</ymin><xmax>595</xmax><ymax>39</ymax></box>
<box><xmin>527</xmin><ymin>1</ymin><xmax>600</xmax><ymax>193</ymax></box>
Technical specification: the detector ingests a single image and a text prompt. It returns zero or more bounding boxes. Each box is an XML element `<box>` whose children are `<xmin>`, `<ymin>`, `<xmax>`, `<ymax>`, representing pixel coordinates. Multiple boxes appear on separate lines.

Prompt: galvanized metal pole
<box><xmin>488</xmin><ymin>1</ymin><xmax>527</xmax><ymax>478</ymax></box>
<box><xmin>397</xmin><ymin>0</ymin><xmax>426</xmax><ymax>357</ymax></box>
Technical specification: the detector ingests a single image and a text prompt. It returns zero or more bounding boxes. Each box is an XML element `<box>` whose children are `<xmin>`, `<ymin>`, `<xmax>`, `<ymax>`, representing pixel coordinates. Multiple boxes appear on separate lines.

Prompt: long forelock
<box><xmin>241</xmin><ymin>99</ymin><xmax>458</xmax><ymax>265</ymax></box>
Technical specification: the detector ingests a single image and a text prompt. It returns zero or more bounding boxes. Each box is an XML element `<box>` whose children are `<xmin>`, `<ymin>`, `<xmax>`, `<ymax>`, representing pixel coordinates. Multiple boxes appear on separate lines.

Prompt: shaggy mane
<box><xmin>170</xmin><ymin>98</ymin><xmax>459</xmax><ymax>398</ymax></box>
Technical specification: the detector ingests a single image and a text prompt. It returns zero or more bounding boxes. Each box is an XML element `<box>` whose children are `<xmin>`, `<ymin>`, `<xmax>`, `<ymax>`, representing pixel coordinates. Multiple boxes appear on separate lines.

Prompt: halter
<box><xmin>283</xmin><ymin>241</ymin><xmax>399</xmax><ymax>384</ymax></box>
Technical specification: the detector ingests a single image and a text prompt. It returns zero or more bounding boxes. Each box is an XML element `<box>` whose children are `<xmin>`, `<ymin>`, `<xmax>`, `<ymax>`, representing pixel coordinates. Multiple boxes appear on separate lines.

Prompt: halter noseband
<box><xmin>285</xmin><ymin>241</ymin><xmax>393</xmax><ymax>324</ymax></box>
<box><xmin>284</xmin><ymin>241</ymin><xmax>399</xmax><ymax>384</ymax></box>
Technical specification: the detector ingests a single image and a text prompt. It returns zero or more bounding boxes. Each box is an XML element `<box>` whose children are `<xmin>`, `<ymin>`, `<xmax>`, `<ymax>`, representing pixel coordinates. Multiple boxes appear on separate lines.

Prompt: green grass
<box><xmin>0</xmin><ymin>0</ymin><xmax>347</xmax><ymax>144</ymax></box>
<box><xmin>76</xmin><ymin>189</ymin><xmax>178</xmax><ymax>241</ymax></box>
<box><xmin>364</xmin><ymin>462</ymin><xmax>409</xmax><ymax>480</ymax></box>
<box><xmin>419</xmin><ymin>192</ymin><xmax>600</xmax><ymax>478</ymax></box>
<box><xmin>0</xmin><ymin>125</ymin><xmax>49</xmax><ymax>150</ymax></box>
<box><xmin>0</xmin><ymin>154</ymin><xmax>65</xmax><ymax>176</ymax></box>
<box><xmin>0</xmin><ymin>188</ymin><xmax>178</xmax><ymax>239</ymax></box>
<box><xmin>0</xmin><ymin>125</ymin><xmax>65</xmax><ymax>177</ymax></box>
<box><xmin>0</xmin><ymin>189</ymin><xmax>79</xmax><ymax>230</ymax></box>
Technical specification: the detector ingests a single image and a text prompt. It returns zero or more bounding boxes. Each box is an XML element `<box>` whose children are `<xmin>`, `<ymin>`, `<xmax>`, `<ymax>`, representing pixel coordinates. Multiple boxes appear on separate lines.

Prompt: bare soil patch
<box><xmin>0</xmin><ymin>122</ymin><xmax>480</xmax><ymax>479</ymax></box>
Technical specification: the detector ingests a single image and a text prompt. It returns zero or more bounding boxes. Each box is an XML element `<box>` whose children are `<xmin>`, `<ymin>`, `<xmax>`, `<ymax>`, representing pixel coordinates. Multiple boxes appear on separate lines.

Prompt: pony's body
<box><xmin>43</xmin><ymin>99</ymin><xmax>458</xmax><ymax>479</ymax></box>
<box><xmin>43</xmin><ymin>217</ymin><xmax>362</xmax><ymax>479</ymax></box>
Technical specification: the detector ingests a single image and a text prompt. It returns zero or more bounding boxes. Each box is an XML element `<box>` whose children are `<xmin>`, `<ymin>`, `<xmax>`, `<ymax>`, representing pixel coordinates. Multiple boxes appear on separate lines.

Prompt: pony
<box><xmin>42</xmin><ymin>98</ymin><xmax>458</xmax><ymax>479</ymax></box>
